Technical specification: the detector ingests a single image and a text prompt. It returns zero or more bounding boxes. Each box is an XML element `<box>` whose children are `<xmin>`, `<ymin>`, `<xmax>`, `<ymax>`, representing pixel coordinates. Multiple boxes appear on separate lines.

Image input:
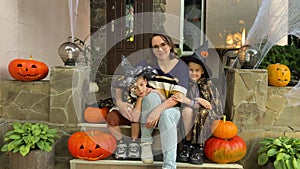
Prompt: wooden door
<box><xmin>106</xmin><ymin>0</ymin><xmax>153</xmax><ymax>75</ymax></box>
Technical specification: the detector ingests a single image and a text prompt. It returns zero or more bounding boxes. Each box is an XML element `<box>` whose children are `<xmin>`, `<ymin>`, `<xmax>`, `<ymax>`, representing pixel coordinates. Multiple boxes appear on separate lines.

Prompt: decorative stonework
<box><xmin>0</xmin><ymin>81</ymin><xmax>50</xmax><ymax>121</ymax></box>
<box><xmin>49</xmin><ymin>66</ymin><xmax>90</xmax><ymax>124</ymax></box>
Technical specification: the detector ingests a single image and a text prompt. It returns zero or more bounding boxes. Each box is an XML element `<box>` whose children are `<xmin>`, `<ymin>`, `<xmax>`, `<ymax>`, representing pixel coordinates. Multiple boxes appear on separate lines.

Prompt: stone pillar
<box><xmin>225</xmin><ymin>68</ymin><xmax>268</xmax><ymax>128</ymax></box>
<box><xmin>49</xmin><ymin>66</ymin><xmax>90</xmax><ymax>124</ymax></box>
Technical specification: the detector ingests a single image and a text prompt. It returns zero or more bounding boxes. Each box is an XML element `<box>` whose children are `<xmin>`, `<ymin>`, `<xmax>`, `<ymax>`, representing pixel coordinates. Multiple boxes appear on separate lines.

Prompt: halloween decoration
<box><xmin>267</xmin><ymin>63</ymin><xmax>291</xmax><ymax>87</ymax></box>
<box><xmin>8</xmin><ymin>56</ymin><xmax>49</xmax><ymax>81</ymax></box>
<box><xmin>211</xmin><ymin>116</ymin><xmax>238</xmax><ymax>139</ymax></box>
<box><xmin>204</xmin><ymin>135</ymin><xmax>247</xmax><ymax>164</ymax></box>
<box><xmin>68</xmin><ymin>130</ymin><xmax>116</xmax><ymax>161</ymax></box>
<box><xmin>204</xmin><ymin>115</ymin><xmax>247</xmax><ymax>164</ymax></box>
<box><xmin>84</xmin><ymin>107</ymin><xmax>108</xmax><ymax>123</ymax></box>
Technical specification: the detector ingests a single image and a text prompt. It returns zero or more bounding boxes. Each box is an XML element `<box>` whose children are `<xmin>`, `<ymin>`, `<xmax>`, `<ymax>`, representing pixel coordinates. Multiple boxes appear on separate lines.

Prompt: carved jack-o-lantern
<box><xmin>267</xmin><ymin>63</ymin><xmax>291</xmax><ymax>87</ymax></box>
<box><xmin>8</xmin><ymin>56</ymin><xmax>49</xmax><ymax>81</ymax></box>
<box><xmin>68</xmin><ymin>130</ymin><xmax>116</xmax><ymax>161</ymax></box>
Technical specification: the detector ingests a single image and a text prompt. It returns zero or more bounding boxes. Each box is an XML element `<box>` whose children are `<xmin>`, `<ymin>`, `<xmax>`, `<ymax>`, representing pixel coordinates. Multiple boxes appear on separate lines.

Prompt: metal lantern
<box><xmin>237</xmin><ymin>45</ymin><xmax>260</xmax><ymax>69</ymax></box>
<box><xmin>57</xmin><ymin>41</ymin><xmax>81</xmax><ymax>66</ymax></box>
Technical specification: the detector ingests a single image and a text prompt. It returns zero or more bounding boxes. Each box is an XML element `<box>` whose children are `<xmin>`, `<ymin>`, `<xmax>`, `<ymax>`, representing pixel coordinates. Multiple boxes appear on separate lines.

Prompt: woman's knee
<box><xmin>160</xmin><ymin>108</ymin><xmax>180</xmax><ymax>123</ymax></box>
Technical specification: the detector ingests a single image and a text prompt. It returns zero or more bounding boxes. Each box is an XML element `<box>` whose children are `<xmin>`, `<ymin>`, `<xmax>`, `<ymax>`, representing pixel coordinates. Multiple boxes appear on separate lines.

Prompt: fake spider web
<box><xmin>245</xmin><ymin>0</ymin><xmax>300</xmax><ymax>107</ymax></box>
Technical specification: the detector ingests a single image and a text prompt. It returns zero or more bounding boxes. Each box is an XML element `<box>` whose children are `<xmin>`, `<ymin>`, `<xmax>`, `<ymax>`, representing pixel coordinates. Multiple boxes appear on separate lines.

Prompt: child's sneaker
<box><xmin>127</xmin><ymin>140</ymin><xmax>141</xmax><ymax>159</ymax></box>
<box><xmin>114</xmin><ymin>140</ymin><xmax>127</xmax><ymax>160</ymax></box>
<box><xmin>189</xmin><ymin>146</ymin><xmax>203</xmax><ymax>165</ymax></box>
<box><xmin>140</xmin><ymin>142</ymin><xmax>153</xmax><ymax>164</ymax></box>
<box><xmin>177</xmin><ymin>143</ymin><xmax>191</xmax><ymax>162</ymax></box>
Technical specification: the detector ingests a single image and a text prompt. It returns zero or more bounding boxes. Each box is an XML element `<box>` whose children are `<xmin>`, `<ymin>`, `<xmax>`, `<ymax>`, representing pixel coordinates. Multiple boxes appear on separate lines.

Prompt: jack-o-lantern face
<box><xmin>267</xmin><ymin>63</ymin><xmax>291</xmax><ymax>87</ymax></box>
<box><xmin>68</xmin><ymin>130</ymin><xmax>116</xmax><ymax>161</ymax></box>
<box><xmin>200</xmin><ymin>50</ymin><xmax>209</xmax><ymax>58</ymax></box>
<box><xmin>8</xmin><ymin>56</ymin><xmax>49</xmax><ymax>81</ymax></box>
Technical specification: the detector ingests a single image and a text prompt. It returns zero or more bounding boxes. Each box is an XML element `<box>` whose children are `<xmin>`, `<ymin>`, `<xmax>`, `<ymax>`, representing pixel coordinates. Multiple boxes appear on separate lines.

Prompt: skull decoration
<box><xmin>267</xmin><ymin>63</ymin><xmax>291</xmax><ymax>87</ymax></box>
<box><xmin>8</xmin><ymin>56</ymin><xmax>49</xmax><ymax>81</ymax></box>
<box><xmin>68</xmin><ymin>130</ymin><xmax>116</xmax><ymax>161</ymax></box>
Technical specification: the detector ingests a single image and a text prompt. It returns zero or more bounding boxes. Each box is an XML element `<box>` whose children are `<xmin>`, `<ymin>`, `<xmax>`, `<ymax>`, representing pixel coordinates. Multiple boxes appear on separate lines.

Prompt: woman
<box><xmin>137</xmin><ymin>33</ymin><xmax>189</xmax><ymax>169</ymax></box>
<box><xmin>108</xmin><ymin>32</ymin><xmax>188</xmax><ymax>169</ymax></box>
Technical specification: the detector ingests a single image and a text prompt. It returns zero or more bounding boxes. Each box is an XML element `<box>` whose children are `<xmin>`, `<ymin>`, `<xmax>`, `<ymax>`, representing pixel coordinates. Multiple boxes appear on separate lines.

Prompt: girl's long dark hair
<box><xmin>146</xmin><ymin>32</ymin><xmax>177</xmax><ymax>66</ymax></box>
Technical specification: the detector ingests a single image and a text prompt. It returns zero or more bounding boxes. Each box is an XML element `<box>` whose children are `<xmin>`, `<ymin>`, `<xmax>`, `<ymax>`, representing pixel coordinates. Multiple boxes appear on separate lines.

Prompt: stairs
<box><xmin>72</xmin><ymin>123</ymin><xmax>244</xmax><ymax>169</ymax></box>
<box><xmin>70</xmin><ymin>159</ymin><xmax>244</xmax><ymax>169</ymax></box>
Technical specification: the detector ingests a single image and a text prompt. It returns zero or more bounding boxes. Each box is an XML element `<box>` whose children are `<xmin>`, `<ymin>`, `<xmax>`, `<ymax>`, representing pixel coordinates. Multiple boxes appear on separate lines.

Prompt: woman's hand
<box><xmin>195</xmin><ymin>97</ymin><xmax>212</xmax><ymax>110</ymax></box>
<box><xmin>116</xmin><ymin>100</ymin><xmax>133</xmax><ymax>121</ymax></box>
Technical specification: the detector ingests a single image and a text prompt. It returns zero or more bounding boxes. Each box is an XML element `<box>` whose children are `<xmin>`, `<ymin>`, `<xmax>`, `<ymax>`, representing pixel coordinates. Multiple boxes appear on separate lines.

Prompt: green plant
<box><xmin>1</xmin><ymin>122</ymin><xmax>60</xmax><ymax>157</ymax></box>
<box><xmin>257</xmin><ymin>136</ymin><xmax>300</xmax><ymax>169</ymax></box>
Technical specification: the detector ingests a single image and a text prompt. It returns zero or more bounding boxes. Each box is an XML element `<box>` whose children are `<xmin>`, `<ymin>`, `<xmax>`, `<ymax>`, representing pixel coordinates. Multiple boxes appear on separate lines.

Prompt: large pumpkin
<box><xmin>8</xmin><ymin>56</ymin><xmax>49</xmax><ymax>81</ymax></box>
<box><xmin>68</xmin><ymin>130</ymin><xmax>116</xmax><ymax>161</ymax></box>
<box><xmin>84</xmin><ymin>106</ymin><xmax>109</xmax><ymax>123</ymax></box>
<box><xmin>211</xmin><ymin>116</ymin><xmax>238</xmax><ymax>139</ymax></box>
<box><xmin>267</xmin><ymin>63</ymin><xmax>291</xmax><ymax>87</ymax></box>
<box><xmin>204</xmin><ymin>135</ymin><xmax>247</xmax><ymax>164</ymax></box>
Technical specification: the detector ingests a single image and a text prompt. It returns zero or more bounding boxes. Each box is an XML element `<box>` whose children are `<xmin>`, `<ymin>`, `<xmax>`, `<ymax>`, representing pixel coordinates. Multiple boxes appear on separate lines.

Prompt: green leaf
<box><xmin>274</xmin><ymin>160</ymin><xmax>286</xmax><ymax>169</ymax></box>
<box><xmin>1</xmin><ymin>144</ymin><xmax>8</xmax><ymax>152</ymax></box>
<box><xmin>258</xmin><ymin>152</ymin><xmax>269</xmax><ymax>165</ymax></box>
<box><xmin>19</xmin><ymin>145</ymin><xmax>30</xmax><ymax>157</ymax></box>
<box><xmin>43</xmin><ymin>142</ymin><xmax>51</xmax><ymax>152</ymax></box>
<box><xmin>36</xmin><ymin>140</ymin><xmax>44</xmax><ymax>150</ymax></box>
<box><xmin>268</xmin><ymin>148</ymin><xmax>279</xmax><ymax>157</ymax></box>
<box><xmin>8</xmin><ymin>134</ymin><xmax>21</xmax><ymax>140</ymax></box>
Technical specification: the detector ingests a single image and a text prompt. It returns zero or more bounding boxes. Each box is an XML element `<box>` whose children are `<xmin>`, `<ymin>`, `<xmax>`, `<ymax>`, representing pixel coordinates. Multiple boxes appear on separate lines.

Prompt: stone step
<box><xmin>70</xmin><ymin>159</ymin><xmax>244</xmax><ymax>169</ymax></box>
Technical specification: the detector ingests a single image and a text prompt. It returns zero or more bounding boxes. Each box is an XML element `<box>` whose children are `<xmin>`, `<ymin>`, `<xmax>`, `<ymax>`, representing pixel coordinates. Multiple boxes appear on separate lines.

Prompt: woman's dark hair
<box><xmin>147</xmin><ymin>32</ymin><xmax>177</xmax><ymax>66</ymax></box>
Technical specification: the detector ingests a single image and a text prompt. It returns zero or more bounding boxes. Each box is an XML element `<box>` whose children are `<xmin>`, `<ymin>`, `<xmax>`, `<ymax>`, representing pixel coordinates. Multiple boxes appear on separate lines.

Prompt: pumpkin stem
<box><xmin>223</xmin><ymin>115</ymin><xmax>226</xmax><ymax>123</ymax></box>
<box><xmin>30</xmin><ymin>55</ymin><xmax>33</xmax><ymax>60</ymax></box>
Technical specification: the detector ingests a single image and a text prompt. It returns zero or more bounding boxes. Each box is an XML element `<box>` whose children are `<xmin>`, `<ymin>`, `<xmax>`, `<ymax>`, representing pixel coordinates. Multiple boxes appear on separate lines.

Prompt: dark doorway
<box><xmin>106</xmin><ymin>0</ymin><xmax>153</xmax><ymax>75</ymax></box>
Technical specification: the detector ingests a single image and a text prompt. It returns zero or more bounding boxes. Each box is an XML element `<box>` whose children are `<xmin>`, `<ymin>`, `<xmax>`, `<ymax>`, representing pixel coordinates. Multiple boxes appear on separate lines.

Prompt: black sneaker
<box><xmin>114</xmin><ymin>141</ymin><xmax>127</xmax><ymax>160</ymax></box>
<box><xmin>177</xmin><ymin>144</ymin><xmax>191</xmax><ymax>162</ymax></box>
<box><xmin>127</xmin><ymin>140</ymin><xmax>141</xmax><ymax>159</ymax></box>
<box><xmin>189</xmin><ymin>146</ymin><xmax>203</xmax><ymax>165</ymax></box>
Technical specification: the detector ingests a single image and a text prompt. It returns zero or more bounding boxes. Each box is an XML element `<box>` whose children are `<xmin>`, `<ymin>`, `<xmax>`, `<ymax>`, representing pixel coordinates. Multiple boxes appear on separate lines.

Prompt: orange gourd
<box><xmin>204</xmin><ymin>135</ymin><xmax>247</xmax><ymax>164</ymax></box>
<box><xmin>8</xmin><ymin>56</ymin><xmax>49</xmax><ymax>81</ymax></box>
<box><xmin>211</xmin><ymin>116</ymin><xmax>238</xmax><ymax>139</ymax></box>
<box><xmin>267</xmin><ymin>63</ymin><xmax>291</xmax><ymax>87</ymax></box>
<box><xmin>68</xmin><ymin>130</ymin><xmax>116</xmax><ymax>161</ymax></box>
<box><xmin>84</xmin><ymin>107</ymin><xmax>109</xmax><ymax>123</ymax></box>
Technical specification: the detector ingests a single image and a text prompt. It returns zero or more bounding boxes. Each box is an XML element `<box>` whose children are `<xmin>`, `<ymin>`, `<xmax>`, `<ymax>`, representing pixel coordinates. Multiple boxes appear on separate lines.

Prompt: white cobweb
<box><xmin>245</xmin><ymin>0</ymin><xmax>300</xmax><ymax>107</ymax></box>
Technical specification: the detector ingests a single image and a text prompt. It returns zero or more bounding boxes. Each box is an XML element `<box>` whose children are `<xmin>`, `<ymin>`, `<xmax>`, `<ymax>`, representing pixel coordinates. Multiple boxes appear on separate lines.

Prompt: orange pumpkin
<box><xmin>267</xmin><ymin>63</ymin><xmax>291</xmax><ymax>87</ymax></box>
<box><xmin>8</xmin><ymin>56</ymin><xmax>49</xmax><ymax>81</ymax></box>
<box><xmin>84</xmin><ymin>107</ymin><xmax>109</xmax><ymax>123</ymax></box>
<box><xmin>211</xmin><ymin>116</ymin><xmax>238</xmax><ymax>139</ymax></box>
<box><xmin>68</xmin><ymin>130</ymin><xmax>116</xmax><ymax>160</ymax></box>
<box><xmin>204</xmin><ymin>135</ymin><xmax>247</xmax><ymax>164</ymax></box>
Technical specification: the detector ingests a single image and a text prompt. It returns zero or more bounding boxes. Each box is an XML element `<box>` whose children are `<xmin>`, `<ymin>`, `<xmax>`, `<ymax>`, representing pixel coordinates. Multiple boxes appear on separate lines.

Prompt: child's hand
<box><xmin>195</xmin><ymin>98</ymin><xmax>212</xmax><ymax>110</ymax></box>
<box><xmin>171</xmin><ymin>93</ymin><xmax>188</xmax><ymax>105</ymax></box>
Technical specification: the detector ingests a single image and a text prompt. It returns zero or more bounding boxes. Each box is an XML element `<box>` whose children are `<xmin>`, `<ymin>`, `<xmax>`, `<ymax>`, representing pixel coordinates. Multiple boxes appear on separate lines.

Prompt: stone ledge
<box><xmin>70</xmin><ymin>159</ymin><xmax>244</xmax><ymax>169</ymax></box>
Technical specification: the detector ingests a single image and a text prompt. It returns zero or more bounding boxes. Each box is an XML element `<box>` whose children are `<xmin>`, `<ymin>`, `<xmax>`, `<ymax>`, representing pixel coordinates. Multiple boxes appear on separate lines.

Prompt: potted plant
<box><xmin>257</xmin><ymin>136</ymin><xmax>300</xmax><ymax>169</ymax></box>
<box><xmin>1</xmin><ymin>122</ymin><xmax>60</xmax><ymax>169</ymax></box>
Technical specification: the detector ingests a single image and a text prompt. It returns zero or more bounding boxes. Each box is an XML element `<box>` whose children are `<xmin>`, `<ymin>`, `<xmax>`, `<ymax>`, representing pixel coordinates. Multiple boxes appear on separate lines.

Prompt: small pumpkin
<box><xmin>84</xmin><ymin>106</ymin><xmax>109</xmax><ymax>123</ymax></box>
<box><xmin>204</xmin><ymin>135</ymin><xmax>247</xmax><ymax>164</ymax></box>
<box><xmin>8</xmin><ymin>56</ymin><xmax>49</xmax><ymax>81</ymax></box>
<box><xmin>211</xmin><ymin>116</ymin><xmax>238</xmax><ymax>139</ymax></box>
<box><xmin>68</xmin><ymin>130</ymin><xmax>116</xmax><ymax>161</ymax></box>
<box><xmin>267</xmin><ymin>63</ymin><xmax>291</xmax><ymax>87</ymax></box>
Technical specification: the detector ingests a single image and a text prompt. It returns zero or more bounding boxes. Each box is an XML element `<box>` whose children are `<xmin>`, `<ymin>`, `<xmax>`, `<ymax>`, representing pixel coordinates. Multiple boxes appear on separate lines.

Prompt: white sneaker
<box><xmin>140</xmin><ymin>142</ymin><xmax>154</xmax><ymax>164</ymax></box>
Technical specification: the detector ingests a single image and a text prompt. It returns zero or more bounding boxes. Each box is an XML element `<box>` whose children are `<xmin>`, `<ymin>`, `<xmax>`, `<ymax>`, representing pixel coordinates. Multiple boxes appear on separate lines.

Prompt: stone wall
<box><xmin>0</xmin><ymin>67</ymin><xmax>300</xmax><ymax>169</ymax></box>
<box><xmin>0</xmin><ymin>66</ymin><xmax>90</xmax><ymax>169</ymax></box>
<box><xmin>225</xmin><ymin>68</ymin><xmax>300</xmax><ymax>169</ymax></box>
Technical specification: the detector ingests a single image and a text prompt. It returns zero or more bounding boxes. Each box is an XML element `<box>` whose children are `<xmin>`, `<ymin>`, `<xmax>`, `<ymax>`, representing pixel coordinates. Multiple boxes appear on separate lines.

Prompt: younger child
<box><xmin>172</xmin><ymin>51</ymin><xmax>222</xmax><ymax>164</ymax></box>
<box><xmin>106</xmin><ymin>56</ymin><xmax>163</xmax><ymax>160</ymax></box>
